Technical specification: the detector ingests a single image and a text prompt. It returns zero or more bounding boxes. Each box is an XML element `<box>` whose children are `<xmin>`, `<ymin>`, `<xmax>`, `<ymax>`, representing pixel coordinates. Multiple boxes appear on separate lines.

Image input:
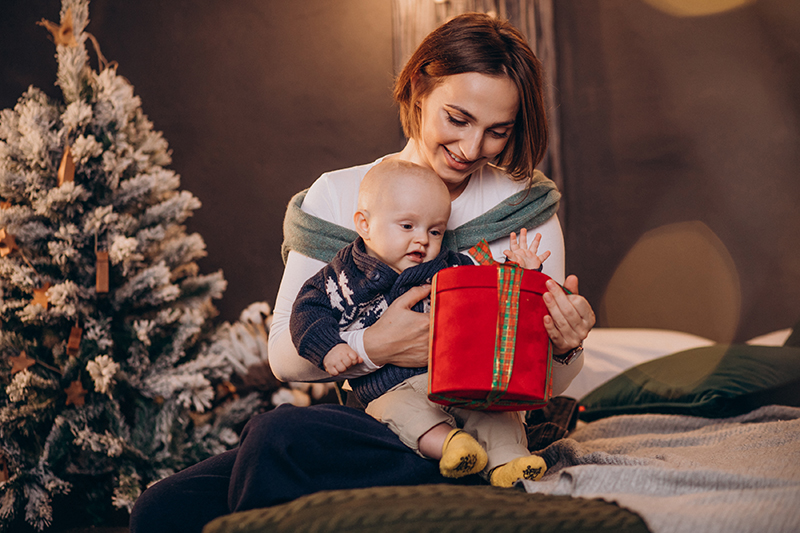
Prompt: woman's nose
<box><xmin>460</xmin><ymin>131</ymin><xmax>483</xmax><ymax>161</ymax></box>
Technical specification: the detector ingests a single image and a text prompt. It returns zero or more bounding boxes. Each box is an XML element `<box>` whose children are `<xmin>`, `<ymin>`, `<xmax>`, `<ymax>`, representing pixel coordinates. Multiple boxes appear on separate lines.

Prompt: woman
<box><xmin>130</xmin><ymin>13</ymin><xmax>594</xmax><ymax>533</ymax></box>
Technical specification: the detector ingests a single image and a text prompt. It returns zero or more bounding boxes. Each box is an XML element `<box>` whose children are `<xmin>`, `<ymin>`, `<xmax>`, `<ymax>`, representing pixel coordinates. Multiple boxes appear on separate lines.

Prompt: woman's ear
<box><xmin>411</xmin><ymin>72</ymin><xmax>422</xmax><ymax>107</ymax></box>
<box><xmin>354</xmin><ymin>210</ymin><xmax>370</xmax><ymax>240</ymax></box>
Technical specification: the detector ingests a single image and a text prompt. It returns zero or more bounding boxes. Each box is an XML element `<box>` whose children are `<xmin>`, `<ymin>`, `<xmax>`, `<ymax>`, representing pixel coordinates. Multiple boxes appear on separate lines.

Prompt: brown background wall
<box><xmin>2</xmin><ymin>0</ymin><xmax>798</xmax><ymax>343</ymax></box>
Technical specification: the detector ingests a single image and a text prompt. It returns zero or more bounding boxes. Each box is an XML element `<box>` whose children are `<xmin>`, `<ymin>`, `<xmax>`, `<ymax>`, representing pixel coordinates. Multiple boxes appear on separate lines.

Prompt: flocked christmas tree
<box><xmin>0</xmin><ymin>0</ymin><xmax>273</xmax><ymax>530</ymax></box>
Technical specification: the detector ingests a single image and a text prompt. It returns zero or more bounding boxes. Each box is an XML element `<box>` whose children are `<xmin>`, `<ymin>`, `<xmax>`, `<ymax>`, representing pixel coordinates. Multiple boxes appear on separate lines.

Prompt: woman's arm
<box><xmin>268</xmin><ymin>250</ymin><xmax>383</xmax><ymax>382</ymax></box>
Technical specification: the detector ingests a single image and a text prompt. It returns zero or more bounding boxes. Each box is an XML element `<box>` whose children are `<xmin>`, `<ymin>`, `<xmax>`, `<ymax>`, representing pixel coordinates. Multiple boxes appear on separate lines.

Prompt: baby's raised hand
<box><xmin>503</xmin><ymin>228</ymin><xmax>551</xmax><ymax>271</ymax></box>
<box><xmin>323</xmin><ymin>343</ymin><xmax>363</xmax><ymax>376</ymax></box>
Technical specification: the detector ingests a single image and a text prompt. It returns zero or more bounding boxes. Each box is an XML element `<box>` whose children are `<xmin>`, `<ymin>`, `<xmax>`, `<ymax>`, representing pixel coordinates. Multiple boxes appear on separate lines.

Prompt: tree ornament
<box><xmin>37</xmin><ymin>7</ymin><xmax>78</xmax><ymax>47</ymax></box>
<box><xmin>96</xmin><ymin>250</ymin><xmax>109</xmax><ymax>293</ymax></box>
<box><xmin>188</xmin><ymin>411</ymin><xmax>213</xmax><ymax>427</ymax></box>
<box><xmin>9</xmin><ymin>351</ymin><xmax>36</xmax><ymax>375</ymax></box>
<box><xmin>95</xmin><ymin>232</ymin><xmax>109</xmax><ymax>293</ymax></box>
<box><xmin>66</xmin><ymin>325</ymin><xmax>83</xmax><ymax>357</ymax></box>
<box><xmin>0</xmin><ymin>228</ymin><xmax>18</xmax><ymax>257</ymax></box>
<box><xmin>32</xmin><ymin>282</ymin><xmax>52</xmax><ymax>309</ymax></box>
<box><xmin>58</xmin><ymin>145</ymin><xmax>76</xmax><ymax>186</ymax></box>
<box><xmin>216</xmin><ymin>380</ymin><xmax>237</xmax><ymax>401</ymax></box>
<box><xmin>0</xmin><ymin>454</ymin><xmax>8</xmax><ymax>483</ymax></box>
<box><xmin>64</xmin><ymin>380</ymin><xmax>87</xmax><ymax>407</ymax></box>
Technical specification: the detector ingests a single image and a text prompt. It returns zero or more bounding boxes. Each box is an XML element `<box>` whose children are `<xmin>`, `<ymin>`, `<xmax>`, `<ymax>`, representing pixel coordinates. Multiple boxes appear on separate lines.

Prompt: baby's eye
<box><xmin>430</xmin><ymin>229</ymin><xmax>442</xmax><ymax>237</ymax></box>
<box><xmin>400</xmin><ymin>224</ymin><xmax>413</xmax><ymax>230</ymax></box>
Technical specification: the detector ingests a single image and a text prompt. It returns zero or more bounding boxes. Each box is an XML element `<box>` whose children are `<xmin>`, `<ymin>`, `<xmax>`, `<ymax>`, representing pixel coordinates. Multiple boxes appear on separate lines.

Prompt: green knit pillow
<box><xmin>579</xmin><ymin>344</ymin><xmax>800</xmax><ymax>421</ymax></box>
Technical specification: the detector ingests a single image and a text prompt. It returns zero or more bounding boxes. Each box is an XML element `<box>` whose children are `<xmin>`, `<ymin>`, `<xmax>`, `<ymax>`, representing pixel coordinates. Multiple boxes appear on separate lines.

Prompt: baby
<box><xmin>290</xmin><ymin>159</ymin><xmax>550</xmax><ymax>486</ymax></box>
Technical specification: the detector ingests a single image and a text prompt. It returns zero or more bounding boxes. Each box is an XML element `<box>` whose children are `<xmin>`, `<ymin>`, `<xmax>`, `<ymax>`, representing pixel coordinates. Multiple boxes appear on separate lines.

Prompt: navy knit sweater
<box><xmin>290</xmin><ymin>237</ymin><xmax>473</xmax><ymax>405</ymax></box>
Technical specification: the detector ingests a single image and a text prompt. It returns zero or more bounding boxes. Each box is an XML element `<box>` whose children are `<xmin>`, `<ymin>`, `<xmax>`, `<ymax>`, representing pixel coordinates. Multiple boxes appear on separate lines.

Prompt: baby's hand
<box><xmin>323</xmin><ymin>344</ymin><xmax>363</xmax><ymax>376</ymax></box>
<box><xmin>503</xmin><ymin>228</ymin><xmax>551</xmax><ymax>271</ymax></box>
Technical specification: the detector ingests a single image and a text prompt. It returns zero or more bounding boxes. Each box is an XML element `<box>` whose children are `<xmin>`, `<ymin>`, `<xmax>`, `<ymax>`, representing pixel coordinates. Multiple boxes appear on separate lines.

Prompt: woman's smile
<box><xmin>442</xmin><ymin>146</ymin><xmax>476</xmax><ymax>169</ymax></box>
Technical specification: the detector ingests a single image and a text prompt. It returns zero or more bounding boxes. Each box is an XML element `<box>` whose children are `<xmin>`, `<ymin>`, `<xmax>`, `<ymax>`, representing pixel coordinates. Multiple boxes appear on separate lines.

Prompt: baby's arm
<box><xmin>291</xmin><ymin>267</ymin><xmax>352</xmax><ymax>372</ymax></box>
<box><xmin>503</xmin><ymin>228</ymin><xmax>551</xmax><ymax>270</ymax></box>
<box><xmin>323</xmin><ymin>344</ymin><xmax>363</xmax><ymax>376</ymax></box>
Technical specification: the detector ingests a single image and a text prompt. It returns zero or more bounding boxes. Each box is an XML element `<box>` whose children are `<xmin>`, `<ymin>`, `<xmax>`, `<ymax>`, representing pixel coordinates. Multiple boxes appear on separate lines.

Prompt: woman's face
<box><xmin>412</xmin><ymin>72</ymin><xmax>520</xmax><ymax>197</ymax></box>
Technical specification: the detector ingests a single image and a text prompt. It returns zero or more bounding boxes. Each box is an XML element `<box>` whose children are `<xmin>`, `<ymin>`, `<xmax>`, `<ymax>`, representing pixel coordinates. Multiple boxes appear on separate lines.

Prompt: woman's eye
<box><xmin>446</xmin><ymin>113</ymin><xmax>468</xmax><ymax>127</ymax></box>
<box><xmin>488</xmin><ymin>129</ymin><xmax>510</xmax><ymax>139</ymax></box>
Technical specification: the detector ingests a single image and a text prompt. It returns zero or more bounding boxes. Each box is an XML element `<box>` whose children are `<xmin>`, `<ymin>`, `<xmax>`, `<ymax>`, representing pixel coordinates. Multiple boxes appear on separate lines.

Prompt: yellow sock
<box><xmin>439</xmin><ymin>429</ymin><xmax>488</xmax><ymax>478</ymax></box>
<box><xmin>490</xmin><ymin>455</ymin><xmax>547</xmax><ymax>487</ymax></box>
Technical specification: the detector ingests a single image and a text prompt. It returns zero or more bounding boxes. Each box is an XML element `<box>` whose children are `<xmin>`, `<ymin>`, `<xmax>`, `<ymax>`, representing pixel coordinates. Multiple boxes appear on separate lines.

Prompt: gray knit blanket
<box><xmin>523</xmin><ymin>405</ymin><xmax>800</xmax><ymax>533</ymax></box>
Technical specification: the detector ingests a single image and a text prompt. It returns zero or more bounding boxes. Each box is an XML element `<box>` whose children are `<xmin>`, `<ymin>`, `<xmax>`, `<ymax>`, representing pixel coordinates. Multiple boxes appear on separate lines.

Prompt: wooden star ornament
<box><xmin>38</xmin><ymin>8</ymin><xmax>78</xmax><ymax>47</ymax></box>
<box><xmin>32</xmin><ymin>282</ymin><xmax>51</xmax><ymax>309</ymax></box>
<box><xmin>188</xmin><ymin>411</ymin><xmax>213</xmax><ymax>427</ymax></box>
<box><xmin>10</xmin><ymin>351</ymin><xmax>36</xmax><ymax>375</ymax></box>
<box><xmin>64</xmin><ymin>380</ymin><xmax>87</xmax><ymax>407</ymax></box>
<box><xmin>0</xmin><ymin>228</ymin><xmax>18</xmax><ymax>257</ymax></box>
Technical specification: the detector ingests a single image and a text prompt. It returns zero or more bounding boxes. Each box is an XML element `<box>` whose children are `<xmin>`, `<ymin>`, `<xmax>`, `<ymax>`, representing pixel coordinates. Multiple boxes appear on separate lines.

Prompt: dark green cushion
<box><xmin>784</xmin><ymin>318</ymin><xmax>800</xmax><ymax>347</ymax></box>
<box><xmin>579</xmin><ymin>344</ymin><xmax>800</xmax><ymax>422</ymax></box>
<box><xmin>203</xmin><ymin>484</ymin><xmax>650</xmax><ymax>533</ymax></box>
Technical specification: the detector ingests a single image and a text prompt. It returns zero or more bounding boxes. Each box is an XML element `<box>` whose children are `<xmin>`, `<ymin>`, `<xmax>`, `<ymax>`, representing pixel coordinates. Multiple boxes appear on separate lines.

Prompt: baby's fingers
<box><xmin>526</xmin><ymin>232</ymin><xmax>543</xmax><ymax>253</ymax></box>
<box><xmin>518</xmin><ymin>228</ymin><xmax>529</xmax><ymax>250</ymax></box>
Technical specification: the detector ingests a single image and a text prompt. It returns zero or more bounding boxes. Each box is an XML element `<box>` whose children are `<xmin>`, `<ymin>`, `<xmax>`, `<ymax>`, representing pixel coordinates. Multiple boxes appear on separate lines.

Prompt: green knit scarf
<box><xmin>281</xmin><ymin>170</ymin><xmax>561</xmax><ymax>264</ymax></box>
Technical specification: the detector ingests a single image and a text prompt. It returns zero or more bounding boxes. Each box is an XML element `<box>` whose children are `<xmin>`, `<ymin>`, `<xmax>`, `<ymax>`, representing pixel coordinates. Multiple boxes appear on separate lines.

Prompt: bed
<box><xmin>203</xmin><ymin>325</ymin><xmax>800</xmax><ymax>533</ymax></box>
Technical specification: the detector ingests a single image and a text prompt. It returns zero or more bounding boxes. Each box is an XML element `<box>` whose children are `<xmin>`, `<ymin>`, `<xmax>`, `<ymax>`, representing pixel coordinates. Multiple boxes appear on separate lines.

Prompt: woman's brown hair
<box><xmin>393</xmin><ymin>12</ymin><xmax>548</xmax><ymax>183</ymax></box>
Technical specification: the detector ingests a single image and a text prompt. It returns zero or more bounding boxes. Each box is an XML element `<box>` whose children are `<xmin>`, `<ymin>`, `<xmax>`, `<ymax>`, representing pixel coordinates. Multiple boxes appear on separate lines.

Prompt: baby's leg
<box><xmin>456</xmin><ymin>409</ymin><xmax>546</xmax><ymax>486</ymax></box>
<box><xmin>366</xmin><ymin>373</ymin><xmax>454</xmax><ymax>455</ymax></box>
<box><xmin>366</xmin><ymin>373</ymin><xmax>486</xmax><ymax>477</ymax></box>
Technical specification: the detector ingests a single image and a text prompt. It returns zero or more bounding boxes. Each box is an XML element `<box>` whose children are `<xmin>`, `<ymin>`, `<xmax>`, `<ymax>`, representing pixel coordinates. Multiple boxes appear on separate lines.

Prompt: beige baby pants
<box><xmin>365</xmin><ymin>372</ymin><xmax>530</xmax><ymax>472</ymax></box>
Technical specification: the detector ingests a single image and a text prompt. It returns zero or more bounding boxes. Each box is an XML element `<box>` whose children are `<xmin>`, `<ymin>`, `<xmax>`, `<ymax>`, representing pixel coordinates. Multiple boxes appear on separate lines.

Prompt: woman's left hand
<box><xmin>543</xmin><ymin>275</ymin><xmax>595</xmax><ymax>354</ymax></box>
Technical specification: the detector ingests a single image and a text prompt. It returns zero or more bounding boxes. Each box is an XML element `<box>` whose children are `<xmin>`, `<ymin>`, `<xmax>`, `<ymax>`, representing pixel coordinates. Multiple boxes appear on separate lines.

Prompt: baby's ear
<box><xmin>353</xmin><ymin>210</ymin><xmax>370</xmax><ymax>240</ymax></box>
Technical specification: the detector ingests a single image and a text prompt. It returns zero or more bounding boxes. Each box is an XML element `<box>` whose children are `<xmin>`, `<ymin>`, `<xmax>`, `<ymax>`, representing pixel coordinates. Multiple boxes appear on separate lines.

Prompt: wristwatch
<box><xmin>552</xmin><ymin>342</ymin><xmax>583</xmax><ymax>365</ymax></box>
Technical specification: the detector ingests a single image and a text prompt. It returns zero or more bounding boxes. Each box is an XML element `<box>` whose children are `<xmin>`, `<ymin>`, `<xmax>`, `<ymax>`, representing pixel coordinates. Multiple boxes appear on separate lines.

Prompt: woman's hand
<box><xmin>543</xmin><ymin>275</ymin><xmax>595</xmax><ymax>354</ymax></box>
<box><xmin>362</xmin><ymin>284</ymin><xmax>432</xmax><ymax>367</ymax></box>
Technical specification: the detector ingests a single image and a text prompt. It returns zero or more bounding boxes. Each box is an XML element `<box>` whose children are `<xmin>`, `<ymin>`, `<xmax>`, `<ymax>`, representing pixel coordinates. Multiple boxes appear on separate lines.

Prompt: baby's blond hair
<box><xmin>358</xmin><ymin>159</ymin><xmax>450</xmax><ymax>216</ymax></box>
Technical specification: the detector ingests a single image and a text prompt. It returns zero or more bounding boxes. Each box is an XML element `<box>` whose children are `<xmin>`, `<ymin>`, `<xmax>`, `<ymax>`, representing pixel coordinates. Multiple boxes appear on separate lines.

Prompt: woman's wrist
<box><xmin>362</xmin><ymin>327</ymin><xmax>392</xmax><ymax>367</ymax></box>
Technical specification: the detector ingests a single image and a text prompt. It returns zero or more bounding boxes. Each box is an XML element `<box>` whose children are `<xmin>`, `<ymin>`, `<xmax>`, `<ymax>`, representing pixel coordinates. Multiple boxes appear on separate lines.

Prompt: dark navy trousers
<box><xmin>129</xmin><ymin>404</ymin><xmax>480</xmax><ymax>533</ymax></box>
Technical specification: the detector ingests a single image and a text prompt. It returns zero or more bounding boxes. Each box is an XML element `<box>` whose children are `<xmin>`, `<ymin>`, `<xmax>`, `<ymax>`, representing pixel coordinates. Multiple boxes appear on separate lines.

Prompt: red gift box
<box><xmin>427</xmin><ymin>257</ymin><xmax>553</xmax><ymax>412</ymax></box>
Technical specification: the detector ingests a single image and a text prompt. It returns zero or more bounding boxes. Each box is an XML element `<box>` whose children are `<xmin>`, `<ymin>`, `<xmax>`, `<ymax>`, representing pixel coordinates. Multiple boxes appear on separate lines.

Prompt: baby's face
<box><xmin>363</xmin><ymin>183</ymin><xmax>450</xmax><ymax>273</ymax></box>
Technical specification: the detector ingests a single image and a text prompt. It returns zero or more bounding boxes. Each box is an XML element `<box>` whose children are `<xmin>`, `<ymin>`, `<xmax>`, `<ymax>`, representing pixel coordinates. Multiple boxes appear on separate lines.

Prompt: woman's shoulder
<box><xmin>302</xmin><ymin>157</ymin><xmax>385</xmax><ymax>226</ymax></box>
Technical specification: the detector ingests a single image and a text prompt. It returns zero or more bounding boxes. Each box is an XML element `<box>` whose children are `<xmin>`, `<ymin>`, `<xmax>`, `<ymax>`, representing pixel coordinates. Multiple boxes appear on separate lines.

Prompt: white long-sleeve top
<box><xmin>268</xmin><ymin>157</ymin><xmax>583</xmax><ymax>395</ymax></box>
